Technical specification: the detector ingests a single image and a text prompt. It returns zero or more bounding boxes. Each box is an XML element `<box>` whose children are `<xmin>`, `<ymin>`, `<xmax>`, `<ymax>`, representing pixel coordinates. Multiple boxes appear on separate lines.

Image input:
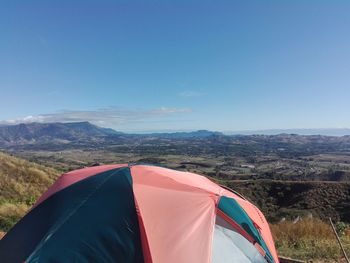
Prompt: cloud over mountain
<box><xmin>0</xmin><ymin>107</ymin><xmax>193</xmax><ymax>127</ymax></box>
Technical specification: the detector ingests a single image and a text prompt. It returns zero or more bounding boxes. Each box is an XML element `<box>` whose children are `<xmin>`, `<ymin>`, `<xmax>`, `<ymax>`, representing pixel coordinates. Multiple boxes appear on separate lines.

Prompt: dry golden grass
<box><xmin>271</xmin><ymin>219</ymin><xmax>350</xmax><ymax>262</ymax></box>
<box><xmin>0</xmin><ymin>203</ymin><xmax>28</xmax><ymax>217</ymax></box>
<box><xmin>1</xmin><ymin>150</ymin><xmax>350</xmax><ymax>262</ymax></box>
<box><xmin>0</xmin><ymin>151</ymin><xmax>59</xmax><ymax>231</ymax></box>
<box><xmin>0</xmin><ymin>151</ymin><xmax>59</xmax><ymax>202</ymax></box>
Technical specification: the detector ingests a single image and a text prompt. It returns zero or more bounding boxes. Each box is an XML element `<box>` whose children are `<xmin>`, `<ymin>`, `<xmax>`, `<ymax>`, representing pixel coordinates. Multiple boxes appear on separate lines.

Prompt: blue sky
<box><xmin>1</xmin><ymin>1</ymin><xmax>350</xmax><ymax>132</ymax></box>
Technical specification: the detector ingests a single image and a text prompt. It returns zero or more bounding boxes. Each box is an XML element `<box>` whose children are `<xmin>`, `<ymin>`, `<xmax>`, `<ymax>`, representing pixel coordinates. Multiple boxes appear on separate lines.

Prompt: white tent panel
<box><xmin>212</xmin><ymin>224</ymin><xmax>267</xmax><ymax>263</ymax></box>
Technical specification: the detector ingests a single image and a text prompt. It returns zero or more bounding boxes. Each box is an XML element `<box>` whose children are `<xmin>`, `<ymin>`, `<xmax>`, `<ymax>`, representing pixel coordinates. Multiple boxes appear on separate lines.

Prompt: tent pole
<box><xmin>329</xmin><ymin>218</ymin><xmax>350</xmax><ymax>263</ymax></box>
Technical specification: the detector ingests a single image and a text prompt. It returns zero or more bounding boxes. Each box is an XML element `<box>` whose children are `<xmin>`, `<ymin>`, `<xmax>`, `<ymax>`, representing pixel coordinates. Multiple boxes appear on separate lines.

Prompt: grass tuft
<box><xmin>271</xmin><ymin>219</ymin><xmax>350</xmax><ymax>261</ymax></box>
<box><xmin>0</xmin><ymin>151</ymin><xmax>59</xmax><ymax>231</ymax></box>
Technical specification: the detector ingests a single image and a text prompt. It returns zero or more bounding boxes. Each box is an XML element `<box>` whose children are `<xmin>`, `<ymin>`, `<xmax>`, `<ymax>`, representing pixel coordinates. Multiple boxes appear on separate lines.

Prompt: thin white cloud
<box><xmin>179</xmin><ymin>90</ymin><xmax>204</xmax><ymax>97</ymax></box>
<box><xmin>0</xmin><ymin>107</ymin><xmax>193</xmax><ymax>127</ymax></box>
<box><xmin>149</xmin><ymin>107</ymin><xmax>192</xmax><ymax>114</ymax></box>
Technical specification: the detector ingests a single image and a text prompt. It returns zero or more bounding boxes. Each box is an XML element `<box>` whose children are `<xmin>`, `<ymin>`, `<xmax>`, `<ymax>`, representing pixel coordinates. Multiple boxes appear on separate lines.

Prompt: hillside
<box><xmin>1</xmin><ymin>150</ymin><xmax>350</xmax><ymax>229</ymax></box>
<box><xmin>1</xmin><ymin>122</ymin><xmax>350</xmax><ymax>158</ymax></box>
<box><xmin>0</xmin><ymin>122</ymin><xmax>122</xmax><ymax>147</ymax></box>
<box><xmin>0</xmin><ymin>152</ymin><xmax>59</xmax><ymax>231</ymax></box>
<box><xmin>146</xmin><ymin>130</ymin><xmax>223</xmax><ymax>138</ymax></box>
<box><xmin>221</xmin><ymin>180</ymin><xmax>350</xmax><ymax>223</ymax></box>
<box><xmin>1</xmin><ymin>151</ymin><xmax>350</xmax><ymax>261</ymax></box>
<box><xmin>0</xmin><ymin>122</ymin><xmax>225</xmax><ymax>150</ymax></box>
<box><xmin>271</xmin><ymin>219</ymin><xmax>350</xmax><ymax>261</ymax></box>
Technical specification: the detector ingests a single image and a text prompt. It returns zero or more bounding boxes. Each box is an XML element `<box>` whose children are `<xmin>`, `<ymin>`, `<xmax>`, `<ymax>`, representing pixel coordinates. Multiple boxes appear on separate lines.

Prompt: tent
<box><xmin>0</xmin><ymin>164</ymin><xmax>279</xmax><ymax>263</ymax></box>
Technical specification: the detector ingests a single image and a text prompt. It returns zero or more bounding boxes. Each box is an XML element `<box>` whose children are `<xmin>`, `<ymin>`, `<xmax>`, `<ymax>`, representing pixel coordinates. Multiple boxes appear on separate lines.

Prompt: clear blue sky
<box><xmin>1</xmin><ymin>1</ymin><xmax>350</xmax><ymax>132</ymax></box>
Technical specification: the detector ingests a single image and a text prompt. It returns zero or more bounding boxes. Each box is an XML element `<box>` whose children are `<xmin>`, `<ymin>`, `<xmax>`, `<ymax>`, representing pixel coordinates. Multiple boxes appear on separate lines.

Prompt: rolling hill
<box><xmin>223</xmin><ymin>180</ymin><xmax>350</xmax><ymax>223</ymax></box>
<box><xmin>0</xmin><ymin>122</ymin><xmax>123</xmax><ymax>147</ymax></box>
<box><xmin>1</xmin><ymin>150</ymin><xmax>350</xmax><ymax>260</ymax></box>
<box><xmin>0</xmin><ymin>151</ymin><xmax>59</xmax><ymax>231</ymax></box>
<box><xmin>0</xmin><ymin>122</ymin><xmax>225</xmax><ymax>149</ymax></box>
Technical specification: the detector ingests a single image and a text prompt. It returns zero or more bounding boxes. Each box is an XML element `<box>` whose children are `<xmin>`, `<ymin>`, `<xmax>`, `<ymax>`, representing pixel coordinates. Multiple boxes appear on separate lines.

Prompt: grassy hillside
<box><xmin>220</xmin><ymin>180</ymin><xmax>350</xmax><ymax>261</ymax></box>
<box><xmin>0</xmin><ymin>151</ymin><xmax>59</xmax><ymax>231</ymax></box>
<box><xmin>271</xmin><ymin>219</ymin><xmax>350</xmax><ymax>261</ymax></box>
<box><xmin>1</xmin><ymin>151</ymin><xmax>350</xmax><ymax>261</ymax></box>
<box><xmin>220</xmin><ymin>180</ymin><xmax>350</xmax><ymax>223</ymax></box>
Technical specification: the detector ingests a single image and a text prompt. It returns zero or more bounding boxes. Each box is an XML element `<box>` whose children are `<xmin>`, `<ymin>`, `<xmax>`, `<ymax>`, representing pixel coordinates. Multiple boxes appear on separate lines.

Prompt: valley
<box><xmin>1</xmin><ymin>122</ymin><xmax>350</xmax><ymax>261</ymax></box>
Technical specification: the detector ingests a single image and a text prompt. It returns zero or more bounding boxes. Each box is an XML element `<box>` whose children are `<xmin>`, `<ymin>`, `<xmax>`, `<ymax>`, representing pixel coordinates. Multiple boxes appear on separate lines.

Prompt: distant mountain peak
<box><xmin>0</xmin><ymin>121</ymin><xmax>122</xmax><ymax>147</ymax></box>
<box><xmin>145</xmin><ymin>129</ymin><xmax>223</xmax><ymax>138</ymax></box>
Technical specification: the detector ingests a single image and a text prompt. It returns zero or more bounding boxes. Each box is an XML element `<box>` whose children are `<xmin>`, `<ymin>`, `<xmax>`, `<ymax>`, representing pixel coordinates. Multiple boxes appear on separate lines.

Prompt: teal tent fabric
<box><xmin>218</xmin><ymin>196</ymin><xmax>274</xmax><ymax>263</ymax></box>
<box><xmin>0</xmin><ymin>167</ymin><xmax>144</xmax><ymax>263</ymax></box>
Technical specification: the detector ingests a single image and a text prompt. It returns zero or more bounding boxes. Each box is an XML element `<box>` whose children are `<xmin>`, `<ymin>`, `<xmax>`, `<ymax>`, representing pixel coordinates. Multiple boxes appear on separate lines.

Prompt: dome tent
<box><xmin>0</xmin><ymin>164</ymin><xmax>279</xmax><ymax>263</ymax></box>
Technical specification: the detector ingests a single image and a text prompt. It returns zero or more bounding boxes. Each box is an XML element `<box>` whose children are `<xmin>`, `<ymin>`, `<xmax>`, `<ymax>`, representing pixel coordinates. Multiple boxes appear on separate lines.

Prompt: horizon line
<box><xmin>1</xmin><ymin>121</ymin><xmax>350</xmax><ymax>136</ymax></box>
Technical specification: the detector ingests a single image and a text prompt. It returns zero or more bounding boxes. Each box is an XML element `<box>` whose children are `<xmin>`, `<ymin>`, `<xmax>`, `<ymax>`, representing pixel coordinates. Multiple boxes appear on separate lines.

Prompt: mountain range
<box><xmin>227</xmin><ymin>128</ymin><xmax>350</xmax><ymax>136</ymax></box>
<box><xmin>0</xmin><ymin>122</ymin><xmax>122</xmax><ymax>146</ymax></box>
<box><xmin>0</xmin><ymin>122</ymin><xmax>223</xmax><ymax>147</ymax></box>
<box><xmin>1</xmin><ymin>121</ymin><xmax>350</xmax><ymax>151</ymax></box>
